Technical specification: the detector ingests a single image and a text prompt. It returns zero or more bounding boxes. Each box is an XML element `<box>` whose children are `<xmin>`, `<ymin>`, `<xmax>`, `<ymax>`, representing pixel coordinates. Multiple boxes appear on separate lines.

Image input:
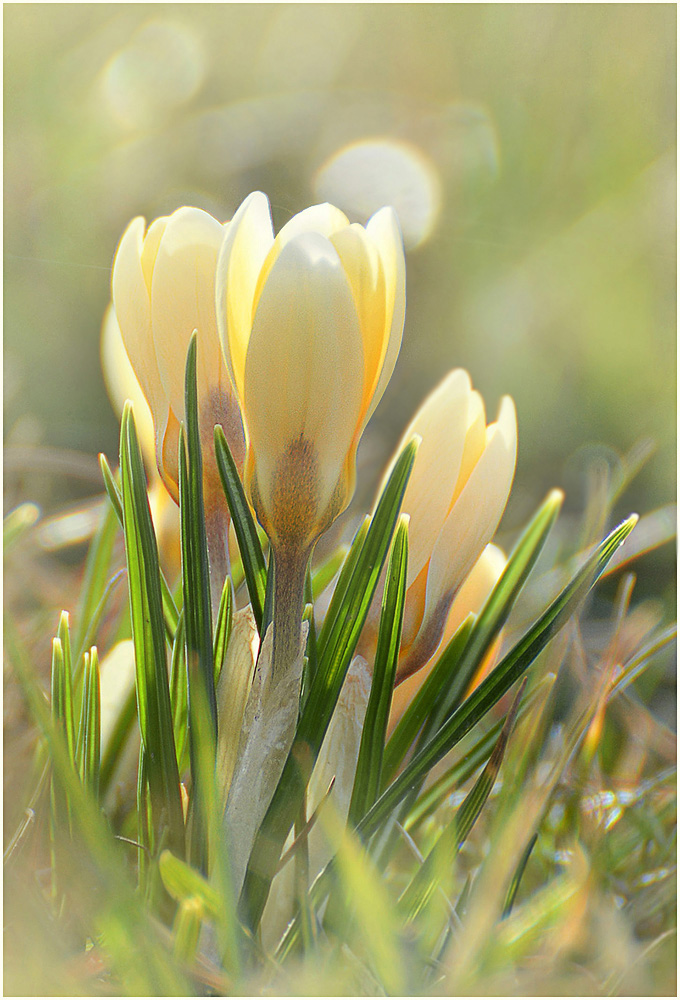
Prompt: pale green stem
<box><xmin>271</xmin><ymin>546</ymin><xmax>310</xmax><ymax>682</ymax></box>
<box><xmin>205</xmin><ymin>500</ymin><xmax>230</xmax><ymax>624</ymax></box>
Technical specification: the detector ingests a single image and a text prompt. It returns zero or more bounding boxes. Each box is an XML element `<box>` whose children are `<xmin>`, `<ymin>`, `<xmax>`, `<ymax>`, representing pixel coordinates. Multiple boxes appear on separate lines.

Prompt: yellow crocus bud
<box><xmin>215</xmin><ymin>191</ymin><xmax>406</xmax><ymax>682</ymax></box>
<box><xmin>101</xmin><ymin>304</ymin><xmax>181</xmax><ymax>579</ymax></box>
<box><xmin>215</xmin><ymin>191</ymin><xmax>405</xmax><ymax>556</ymax></box>
<box><xmin>388</xmin><ymin>544</ymin><xmax>507</xmax><ymax>728</ymax></box>
<box><xmin>111</xmin><ymin>206</ymin><xmax>245</xmax><ymax>506</ymax></box>
<box><xmin>364</xmin><ymin>369</ymin><xmax>516</xmax><ymax>684</ymax></box>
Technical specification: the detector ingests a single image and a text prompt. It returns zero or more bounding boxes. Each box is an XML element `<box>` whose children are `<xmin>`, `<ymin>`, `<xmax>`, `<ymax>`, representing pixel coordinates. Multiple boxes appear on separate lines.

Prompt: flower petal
<box><xmin>390</xmin><ymin>544</ymin><xmax>505</xmax><ymax>725</ymax></box>
<box><xmin>330</xmin><ymin>224</ymin><xmax>386</xmax><ymax>412</ymax></box>
<box><xmin>251</xmin><ymin>202</ymin><xmax>350</xmax><ymax>319</ymax></box>
<box><xmin>216</xmin><ymin>191</ymin><xmax>274</xmax><ymax>402</ymax></box>
<box><xmin>396</xmin><ymin>370</ymin><xmax>473</xmax><ymax>586</ymax></box>
<box><xmin>362</xmin><ymin>207</ymin><xmax>406</xmax><ymax>423</ymax></box>
<box><xmin>100</xmin><ymin>303</ymin><xmax>157</xmax><ymax>473</ymax></box>
<box><xmin>111</xmin><ymin>216</ymin><xmax>166</xmax><ymax>423</ymax></box>
<box><xmin>423</xmin><ymin>395</ymin><xmax>517</xmax><ymax>628</ymax></box>
<box><xmin>244</xmin><ymin>232</ymin><xmax>365</xmax><ymax>542</ymax></box>
<box><xmin>150</xmin><ymin>206</ymin><xmax>226</xmax><ymax>419</ymax></box>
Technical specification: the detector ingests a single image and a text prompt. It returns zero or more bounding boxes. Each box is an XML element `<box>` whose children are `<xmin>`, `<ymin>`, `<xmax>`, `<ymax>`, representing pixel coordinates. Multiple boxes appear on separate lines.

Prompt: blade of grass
<box><xmin>56</xmin><ymin>612</ymin><xmax>76</xmax><ymax>761</ymax></box>
<box><xmin>77</xmin><ymin>647</ymin><xmax>101</xmax><ymax>797</ymax></box>
<box><xmin>316</xmin><ymin>515</ymin><xmax>370</xmax><ymax>658</ymax></box>
<box><xmin>382</xmin><ymin>614</ymin><xmax>476</xmax><ymax>786</ymax></box>
<box><xmin>349</xmin><ymin>514</ymin><xmax>409</xmax><ymax>825</ymax></box>
<box><xmin>214</xmin><ymin>425</ymin><xmax>267</xmax><ymax>633</ymax></box>
<box><xmin>404</xmin><ymin>673</ymin><xmax>556</xmax><ymax>832</ymax></box>
<box><xmin>502</xmin><ymin>832</ymin><xmax>538</xmax><ymax>918</ymax></box>
<box><xmin>100</xmin><ymin>452</ymin><xmax>180</xmax><ymax>641</ymax></box>
<box><xmin>74</xmin><ymin>499</ymin><xmax>118</xmax><ymax>656</ymax></box>
<box><xmin>356</xmin><ymin>514</ymin><xmax>638</xmax><ymax>843</ymax></box>
<box><xmin>398</xmin><ymin>680</ymin><xmax>526</xmax><ymax>924</ymax></box>
<box><xmin>3</xmin><ymin>502</ymin><xmax>40</xmax><ymax>553</ymax></box>
<box><xmin>120</xmin><ymin>403</ymin><xmax>184</xmax><ymax>859</ymax></box>
<box><xmin>170</xmin><ymin>610</ymin><xmax>189</xmax><ymax>776</ymax></box>
<box><xmin>426</xmin><ymin>489</ymin><xmax>563</xmax><ymax>738</ymax></box>
<box><xmin>180</xmin><ymin>337</ymin><xmax>218</xmax><ymax>870</ymax></box>
<box><xmin>213</xmin><ymin>576</ymin><xmax>233</xmax><ymax>688</ymax></box>
<box><xmin>5</xmin><ymin>616</ymin><xmax>192</xmax><ymax>995</ymax></box>
<box><xmin>311</xmin><ymin>544</ymin><xmax>349</xmax><ymax>601</ymax></box>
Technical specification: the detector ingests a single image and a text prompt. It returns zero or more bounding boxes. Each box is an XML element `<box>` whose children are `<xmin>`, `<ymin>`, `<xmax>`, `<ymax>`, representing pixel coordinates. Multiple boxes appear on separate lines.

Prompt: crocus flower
<box><xmin>111</xmin><ymin>205</ymin><xmax>245</xmax><ymax>507</ymax></box>
<box><xmin>111</xmin><ymin>205</ymin><xmax>246</xmax><ymax>610</ymax></box>
<box><xmin>101</xmin><ymin>304</ymin><xmax>181</xmax><ymax>579</ymax></box>
<box><xmin>361</xmin><ymin>369</ymin><xmax>516</xmax><ymax>684</ymax></box>
<box><xmin>215</xmin><ymin>192</ymin><xmax>405</xmax><ymax>678</ymax></box>
<box><xmin>215</xmin><ymin>191</ymin><xmax>405</xmax><ymax>556</ymax></box>
<box><xmin>388</xmin><ymin>543</ymin><xmax>507</xmax><ymax>727</ymax></box>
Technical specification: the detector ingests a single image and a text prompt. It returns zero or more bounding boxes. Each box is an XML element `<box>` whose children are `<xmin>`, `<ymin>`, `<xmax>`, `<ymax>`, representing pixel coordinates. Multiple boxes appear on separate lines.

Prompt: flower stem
<box><xmin>271</xmin><ymin>546</ymin><xmax>310</xmax><ymax>682</ymax></box>
<box><xmin>205</xmin><ymin>498</ymin><xmax>230</xmax><ymax>622</ymax></box>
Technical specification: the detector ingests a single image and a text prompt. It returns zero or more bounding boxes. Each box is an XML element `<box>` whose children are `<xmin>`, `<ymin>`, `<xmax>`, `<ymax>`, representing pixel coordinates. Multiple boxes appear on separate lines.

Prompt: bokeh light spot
<box><xmin>314</xmin><ymin>139</ymin><xmax>442</xmax><ymax>249</ymax></box>
<box><xmin>102</xmin><ymin>20</ymin><xmax>204</xmax><ymax>130</ymax></box>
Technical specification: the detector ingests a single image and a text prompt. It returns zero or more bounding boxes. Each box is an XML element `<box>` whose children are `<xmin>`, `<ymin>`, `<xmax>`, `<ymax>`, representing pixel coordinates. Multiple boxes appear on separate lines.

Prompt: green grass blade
<box><xmin>120</xmin><ymin>403</ymin><xmax>184</xmax><ymax>858</ymax></box>
<box><xmin>99</xmin><ymin>451</ymin><xmax>180</xmax><ymax>641</ymax></box>
<box><xmin>159</xmin><ymin>849</ymin><xmax>221</xmax><ymax>918</ymax></box>
<box><xmin>56</xmin><ymin>612</ymin><xmax>75</xmax><ymax>762</ymax></box>
<box><xmin>427</xmin><ymin>488</ymin><xmax>563</xmax><ymax>735</ymax></box>
<box><xmin>99</xmin><ymin>451</ymin><xmax>124</xmax><ymax>523</ymax></box>
<box><xmin>398</xmin><ymin>680</ymin><xmax>526</xmax><ymax>924</ymax></box>
<box><xmin>74</xmin><ymin>498</ymin><xmax>118</xmax><ymax>656</ymax></box>
<box><xmin>382</xmin><ymin>614</ymin><xmax>476</xmax><ymax>786</ymax></box>
<box><xmin>214</xmin><ymin>425</ymin><xmax>267</xmax><ymax>633</ymax></box>
<box><xmin>502</xmin><ymin>832</ymin><xmax>538</xmax><ymax>918</ymax></box>
<box><xmin>213</xmin><ymin>576</ymin><xmax>233</xmax><ymax>688</ymax></box>
<box><xmin>356</xmin><ymin>514</ymin><xmax>638</xmax><ymax>844</ymax></box>
<box><xmin>170</xmin><ymin>610</ymin><xmax>189</xmax><ymax>776</ymax></box>
<box><xmin>300</xmin><ymin>601</ymin><xmax>319</xmax><ymax>713</ymax></box>
<box><xmin>404</xmin><ymin>673</ymin><xmax>556</xmax><ymax>832</ymax></box>
<box><xmin>311</xmin><ymin>543</ymin><xmax>349</xmax><ymax>601</ymax></box>
<box><xmin>3</xmin><ymin>502</ymin><xmax>40</xmax><ymax>553</ymax></box>
<box><xmin>6</xmin><ymin>617</ymin><xmax>191</xmax><ymax>995</ymax></box>
<box><xmin>181</xmin><ymin>335</ymin><xmax>216</xmax><ymax>725</ymax></box>
<box><xmin>78</xmin><ymin>646</ymin><xmax>101</xmax><ymax>796</ymax></box>
<box><xmin>239</xmin><ymin>436</ymin><xmax>419</xmax><ymax>933</ymax></box>
<box><xmin>50</xmin><ymin>636</ymin><xmax>72</xmax><ymax>850</ymax></box>
<box><xmin>316</xmin><ymin>515</ymin><xmax>370</xmax><ymax>658</ymax></box>
<box><xmin>179</xmin><ymin>339</ymin><xmax>217</xmax><ymax>874</ymax></box>
<box><xmin>349</xmin><ymin>514</ymin><xmax>409</xmax><ymax>825</ymax></box>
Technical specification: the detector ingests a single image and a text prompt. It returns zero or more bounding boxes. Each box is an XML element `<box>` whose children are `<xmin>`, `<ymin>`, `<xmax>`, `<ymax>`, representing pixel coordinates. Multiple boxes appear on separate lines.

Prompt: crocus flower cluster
<box><xmin>106</xmin><ymin>190</ymin><xmax>517</xmax><ymax>805</ymax></box>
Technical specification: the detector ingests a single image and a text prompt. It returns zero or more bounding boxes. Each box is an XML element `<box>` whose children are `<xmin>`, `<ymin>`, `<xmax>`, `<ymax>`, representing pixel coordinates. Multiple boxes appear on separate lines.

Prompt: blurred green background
<box><xmin>4</xmin><ymin>5</ymin><xmax>675</xmax><ymax>582</ymax></box>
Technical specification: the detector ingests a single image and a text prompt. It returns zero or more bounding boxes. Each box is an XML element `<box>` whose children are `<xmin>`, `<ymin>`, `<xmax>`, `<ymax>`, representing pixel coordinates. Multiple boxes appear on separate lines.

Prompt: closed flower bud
<box><xmin>215</xmin><ymin>192</ymin><xmax>406</xmax><ymax>556</ymax></box>
<box><xmin>389</xmin><ymin>544</ymin><xmax>507</xmax><ymax>728</ymax></box>
<box><xmin>111</xmin><ymin>206</ymin><xmax>245</xmax><ymax>506</ymax></box>
<box><xmin>101</xmin><ymin>305</ymin><xmax>181</xmax><ymax>579</ymax></box>
<box><xmin>362</xmin><ymin>370</ymin><xmax>516</xmax><ymax>683</ymax></box>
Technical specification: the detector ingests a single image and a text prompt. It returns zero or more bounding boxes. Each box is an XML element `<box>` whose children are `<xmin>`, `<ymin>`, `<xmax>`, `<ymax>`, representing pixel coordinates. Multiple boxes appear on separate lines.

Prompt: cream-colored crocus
<box><xmin>388</xmin><ymin>543</ymin><xmax>506</xmax><ymax>728</ymax></box>
<box><xmin>361</xmin><ymin>369</ymin><xmax>516</xmax><ymax>684</ymax></box>
<box><xmin>215</xmin><ymin>192</ymin><xmax>405</xmax><ymax>676</ymax></box>
<box><xmin>101</xmin><ymin>304</ymin><xmax>181</xmax><ymax>580</ymax></box>
<box><xmin>111</xmin><ymin>206</ymin><xmax>246</xmax><ymax>608</ymax></box>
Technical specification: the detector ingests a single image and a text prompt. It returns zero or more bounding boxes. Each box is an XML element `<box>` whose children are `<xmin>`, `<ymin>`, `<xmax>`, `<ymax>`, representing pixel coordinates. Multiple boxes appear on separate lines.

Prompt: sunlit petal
<box><xmin>362</xmin><ymin>207</ymin><xmax>406</xmax><ymax>423</ymax></box>
<box><xmin>216</xmin><ymin>191</ymin><xmax>274</xmax><ymax>400</ymax></box>
<box><xmin>151</xmin><ymin>206</ymin><xmax>225</xmax><ymax>418</ymax></box>
<box><xmin>244</xmin><ymin>232</ymin><xmax>365</xmax><ymax>545</ymax></box>
<box><xmin>423</xmin><ymin>395</ymin><xmax>517</xmax><ymax>627</ymax></box>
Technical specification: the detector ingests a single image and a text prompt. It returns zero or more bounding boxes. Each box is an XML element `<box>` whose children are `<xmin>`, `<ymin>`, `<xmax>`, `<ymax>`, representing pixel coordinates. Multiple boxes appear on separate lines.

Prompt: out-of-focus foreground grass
<box><xmin>4</xmin><ymin>4</ymin><xmax>676</xmax><ymax>996</ymax></box>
